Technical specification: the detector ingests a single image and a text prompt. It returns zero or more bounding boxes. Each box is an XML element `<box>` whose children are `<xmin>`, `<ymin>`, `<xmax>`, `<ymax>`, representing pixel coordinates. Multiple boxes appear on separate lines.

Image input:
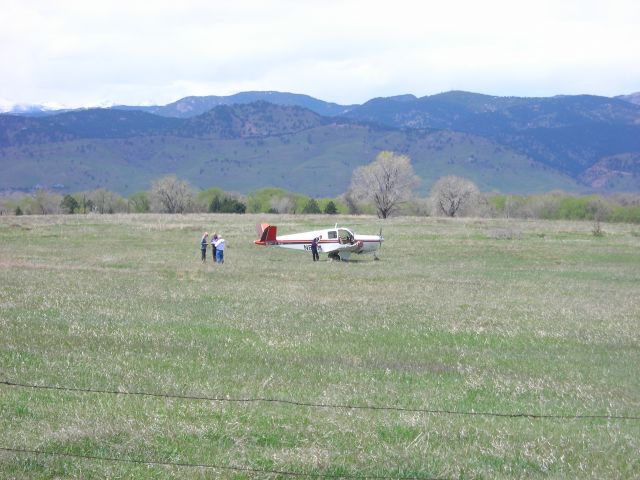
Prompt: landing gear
<box><xmin>328</xmin><ymin>252</ymin><xmax>341</xmax><ymax>261</ymax></box>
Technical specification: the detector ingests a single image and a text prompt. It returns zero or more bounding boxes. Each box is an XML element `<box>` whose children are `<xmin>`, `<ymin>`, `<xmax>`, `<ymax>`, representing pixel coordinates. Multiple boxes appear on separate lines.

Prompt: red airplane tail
<box><xmin>254</xmin><ymin>223</ymin><xmax>277</xmax><ymax>245</ymax></box>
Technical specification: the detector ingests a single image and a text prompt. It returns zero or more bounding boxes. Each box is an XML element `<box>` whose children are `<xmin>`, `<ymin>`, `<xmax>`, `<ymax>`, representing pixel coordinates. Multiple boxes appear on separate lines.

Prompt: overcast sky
<box><xmin>1</xmin><ymin>0</ymin><xmax>639</xmax><ymax>110</ymax></box>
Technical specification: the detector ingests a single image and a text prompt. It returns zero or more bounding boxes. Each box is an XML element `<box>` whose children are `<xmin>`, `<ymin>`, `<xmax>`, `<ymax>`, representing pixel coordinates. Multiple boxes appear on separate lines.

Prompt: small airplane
<box><xmin>254</xmin><ymin>223</ymin><xmax>384</xmax><ymax>261</ymax></box>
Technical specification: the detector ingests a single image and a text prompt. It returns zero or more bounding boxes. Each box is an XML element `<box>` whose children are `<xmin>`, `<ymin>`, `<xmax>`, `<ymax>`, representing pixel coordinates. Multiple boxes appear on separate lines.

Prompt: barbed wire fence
<box><xmin>0</xmin><ymin>446</ymin><xmax>444</xmax><ymax>480</ymax></box>
<box><xmin>2</xmin><ymin>379</ymin><xmax>638</xmax><ymax>478</ymax></box>
<box><xmin>2</xmin><ymin>380</ymin><xmax>638</xmax><ymax>420</ymax></box>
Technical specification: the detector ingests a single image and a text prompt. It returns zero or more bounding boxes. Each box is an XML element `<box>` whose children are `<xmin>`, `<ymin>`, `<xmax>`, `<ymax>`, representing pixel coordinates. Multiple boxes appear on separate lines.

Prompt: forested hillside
<box><xmin>1</xmin><ymin>91</ymin><xmax>639</xmax><ymax>195</ymax></box>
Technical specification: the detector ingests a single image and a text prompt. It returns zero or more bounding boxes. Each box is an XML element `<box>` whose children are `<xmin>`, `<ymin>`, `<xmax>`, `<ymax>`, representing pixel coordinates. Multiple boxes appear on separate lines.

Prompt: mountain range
<box><xmin>1</xmin><ymin>90</ymin><xmax>639</xmax><ymax>196</ymax></box>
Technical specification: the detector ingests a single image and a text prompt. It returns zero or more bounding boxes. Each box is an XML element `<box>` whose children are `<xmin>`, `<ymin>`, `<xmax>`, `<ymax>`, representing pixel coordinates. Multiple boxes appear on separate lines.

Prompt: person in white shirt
<box><xmin>214</xmin><ymin>235</ymin><xmax>225</xmax><ymax>264</ymax></box>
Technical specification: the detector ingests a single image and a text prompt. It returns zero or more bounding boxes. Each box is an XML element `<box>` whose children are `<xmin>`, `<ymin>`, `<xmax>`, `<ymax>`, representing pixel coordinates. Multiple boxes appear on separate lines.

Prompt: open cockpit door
<box><xmin>337</xmin><ymin>228</ymin><xmax>355</xmax><ymax>244</ymax></box>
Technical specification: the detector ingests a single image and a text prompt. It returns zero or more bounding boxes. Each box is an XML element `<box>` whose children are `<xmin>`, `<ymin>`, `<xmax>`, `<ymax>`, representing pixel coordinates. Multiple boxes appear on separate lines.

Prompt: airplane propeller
<box><xmin>375</xmin><ymin>227</ymin><xmax>383</xmax><ymax>260</ymax></box>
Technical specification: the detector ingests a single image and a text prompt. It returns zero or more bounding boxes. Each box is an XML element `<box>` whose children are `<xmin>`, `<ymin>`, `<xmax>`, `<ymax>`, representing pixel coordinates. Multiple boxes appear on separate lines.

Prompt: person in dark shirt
<box><xmin>311</xmin><ymin>237</ymin><xmax>320</xmax><ymax>261</ymax></box>
<box><xmin>200</xmin><ymin>232</ymin><xmax>209</xmax><ymax>262</ymax></box>
<box><xmin>210</xmin><ymin>233</ymin><xmax>218</xmax><ymax>263</ymax></box>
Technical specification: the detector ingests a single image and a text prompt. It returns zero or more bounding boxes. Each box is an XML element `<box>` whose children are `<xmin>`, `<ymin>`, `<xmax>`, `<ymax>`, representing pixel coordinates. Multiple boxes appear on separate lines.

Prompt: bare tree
<box><xmin>348</xmin><ymin>151</ymin><xmax>419</xmax><ymax>218</ymax></box>
<box><xmin>429</xmin><ymin>176</ymin><xmax>480</xmax><ymax>217</ymax></box>
<box><xmin>270</xmin><ymin>196</ymin><xmax>295</xmax><ymax>214</ymax></box>
<box><xmin>0</xmin><ymin>196</ymin><xmax>9</xmax><ymax>216</ymax></box>
<box><xmin>587</xmin><ymin>197</ymin><xmax>611</xmax><ymax>236</ymax></box>
<box><xmin>87</xmin><ymin>188</ymin><xmax>126</xmax><ymax>214</ymax></box>
<box><xmin>341</xmin><ymin>190</ymin><xmax>361</xmax><ymax>215</ymax></box>
<box><xmin>0</xmin><ymin>192</ymin><xmax>26</xmax><ymax>215</ymax></box>
<box><xmin>30</xmin><ymin>189</ymin><xmax>62</xmax><ymax>215</ymax></box>
<box><xmin>150</xmin><ymin>176</ymin><xmax>194</xmax><ymax>213</ymax></box>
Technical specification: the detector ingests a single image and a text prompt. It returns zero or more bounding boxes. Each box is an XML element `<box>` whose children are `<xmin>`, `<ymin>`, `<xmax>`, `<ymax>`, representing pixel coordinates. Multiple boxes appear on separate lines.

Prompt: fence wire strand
<box><xmin>0</xmin><ymin>446</ymin><xmax>443</xmax><ymax>479</ymax></box>
<box><xmin>2</xmin><ymin>380</ymin><xmax>638</xmax><ymax>421</ymax></box>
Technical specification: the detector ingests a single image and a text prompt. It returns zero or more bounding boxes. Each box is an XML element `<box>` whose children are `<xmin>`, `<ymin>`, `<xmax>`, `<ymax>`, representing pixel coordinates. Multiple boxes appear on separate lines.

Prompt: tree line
<box><xmin>0</xmin><ymin>180</ymin><xmax>342</xmax><ymax>217</ymax></box>
<box><xmin>1</xmin><ymin>150</ymin><xmax>639</xmax><ymax>223</ymax></box>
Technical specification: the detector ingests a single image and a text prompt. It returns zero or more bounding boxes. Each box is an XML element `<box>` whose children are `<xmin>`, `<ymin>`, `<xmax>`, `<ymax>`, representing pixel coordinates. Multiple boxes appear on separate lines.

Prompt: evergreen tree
<box><xmin>209</xmin><ymin>196</ymin><xmax>222</xmax><ymax>212</ymax></box>
<box><xmin>210</xmin><ymin>195</ymin><xmax>246</xmax><ymax>213</ymax></box>
<box><xmin>302</xmin><ymin>198</ymin><xmax>321</xmax><ymax>214</ymax></box>
<box><xmin>61</xmin><ymin>194</ymin><xmax>79</xmax><ymax>214</ymax></box>
<box><xmin>323</xmin><ymin>201</ymin><xmax>338</xmax><ymax>215</ymax></box>
<box><xmin>220</xmin><ymin>197</ymin><xmax>246</xmax><ymax>213</ymax></box>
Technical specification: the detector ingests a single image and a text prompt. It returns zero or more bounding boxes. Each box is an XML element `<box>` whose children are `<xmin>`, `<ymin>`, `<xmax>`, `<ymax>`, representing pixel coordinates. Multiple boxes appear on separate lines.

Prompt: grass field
<box><xmin>1</xmin><ymin>213</ymin><xmax>639</xmax><ymax>479</ymax></box>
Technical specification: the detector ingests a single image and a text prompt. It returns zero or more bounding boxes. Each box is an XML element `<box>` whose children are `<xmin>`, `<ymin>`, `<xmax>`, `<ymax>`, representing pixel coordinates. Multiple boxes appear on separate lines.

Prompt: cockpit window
<box><xmin>328</xmin><ymin>230</ymin><xmax>337</xmax><ymax>239</ymax></box>
<box><xmin>338</xmin><ymin>229</ymin><xmax>353</xmax><ymax>244</ymax></box>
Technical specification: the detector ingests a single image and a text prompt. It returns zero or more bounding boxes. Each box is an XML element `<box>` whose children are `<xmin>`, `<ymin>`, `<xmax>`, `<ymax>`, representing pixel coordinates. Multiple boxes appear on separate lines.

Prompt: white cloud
<box><xmin>1</xmin><ymin>0</ymin><xmax>639</xmax><ymax>108</ymax></box>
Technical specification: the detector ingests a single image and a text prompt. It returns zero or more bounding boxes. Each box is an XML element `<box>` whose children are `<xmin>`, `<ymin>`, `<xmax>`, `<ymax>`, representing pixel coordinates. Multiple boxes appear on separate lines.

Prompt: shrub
<box><xmin>209</xmin><ymin>195</ymin><xmax>246</xmax><ymax>214</ymax></box>
<box><xmin>610</xmin><ymin>205</ymin><xmax>640</xmax><ymax>224</ymax></box>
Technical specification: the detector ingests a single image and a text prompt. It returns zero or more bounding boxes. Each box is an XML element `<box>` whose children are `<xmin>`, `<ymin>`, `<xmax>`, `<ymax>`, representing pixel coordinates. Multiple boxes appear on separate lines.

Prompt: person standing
<box><xmin>311</xmin><ymin>237</ymin><xmax>319</xmax><ymax>261</ymax></box>
<box><xmin>210</xmin><ymin>232</ymin><xmax>218</xmax><ymax>263</ymax></box>
<box><xmin>214</xmin><ymin>235</ymin><xmax>225</xmax><ymax>264</ymax></box>
<box><xmin>200</xmin><ymin>232</ymin><xmax>209</xmax><ymax>262</ymax></box>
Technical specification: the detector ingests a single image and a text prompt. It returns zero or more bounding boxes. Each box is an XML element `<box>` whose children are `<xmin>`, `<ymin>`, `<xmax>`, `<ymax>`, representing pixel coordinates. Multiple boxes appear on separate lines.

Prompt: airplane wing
<box><xmin>337</xmin><ymin>240</ymin><xmax>365</xmax><ymax>253</ymax></box>
<box><xmin>321</xmin><ymin>240</ymin><xmax>365</xmax><ymax>254</ymax></box>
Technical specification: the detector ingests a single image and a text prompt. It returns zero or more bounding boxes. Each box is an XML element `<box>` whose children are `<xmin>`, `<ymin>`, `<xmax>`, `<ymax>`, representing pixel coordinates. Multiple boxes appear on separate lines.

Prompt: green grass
<box><xmin>1</xmin><ymin>214</ymin><xmax>639</xmax><ymax>478</ymax></box>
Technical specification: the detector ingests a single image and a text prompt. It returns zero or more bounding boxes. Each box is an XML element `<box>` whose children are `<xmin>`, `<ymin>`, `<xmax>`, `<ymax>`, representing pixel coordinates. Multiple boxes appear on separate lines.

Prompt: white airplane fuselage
<box><xmin>255</xmin><ymin>225</ymin><xmax>383</xmax><ymax>259</ymax></box>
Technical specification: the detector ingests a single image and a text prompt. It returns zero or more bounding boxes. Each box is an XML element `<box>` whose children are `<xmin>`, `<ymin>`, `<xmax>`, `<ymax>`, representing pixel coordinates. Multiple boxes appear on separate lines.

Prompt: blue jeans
<box><xmin>216</xmin><ymin>250</ymin><xmax>224</xmax><ymax>263</ymax></box>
